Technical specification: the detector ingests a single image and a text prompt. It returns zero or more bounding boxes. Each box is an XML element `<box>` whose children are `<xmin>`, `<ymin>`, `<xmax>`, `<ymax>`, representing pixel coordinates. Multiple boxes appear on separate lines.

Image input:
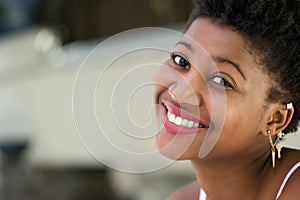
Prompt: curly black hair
<box><xmin>187</xmin><ymin>0</ymin><xmax>300</xmax><ymax>133</ymax></box>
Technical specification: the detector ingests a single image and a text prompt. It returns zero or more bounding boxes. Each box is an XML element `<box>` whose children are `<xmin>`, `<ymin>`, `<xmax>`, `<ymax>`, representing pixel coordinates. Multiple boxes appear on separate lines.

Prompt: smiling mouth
<box><xmin>167</xmin><ymin>111</ymin><xmax>206</xmax><ymax>128</ymax></box>
<box><xmin>162</xmin><ymin>100</ymin><xmax>209</xmax><ymax>131</ymax></box>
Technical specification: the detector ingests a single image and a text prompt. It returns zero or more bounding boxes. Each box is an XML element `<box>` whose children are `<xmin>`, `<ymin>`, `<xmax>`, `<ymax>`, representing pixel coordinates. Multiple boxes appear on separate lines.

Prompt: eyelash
<box><xmin>170</xmin><ymin>52</ymin><xmax>190</xmax><ymax>70</ymax></box>
<box><xmin>209</xmin><ymin>74</ymin><xmax>234</xmax><ymax>90</ymax></box>
<box><xmin>170</xmin><ymin>52</ymin><xmax>234</xmax><ymax>90</ymax></box>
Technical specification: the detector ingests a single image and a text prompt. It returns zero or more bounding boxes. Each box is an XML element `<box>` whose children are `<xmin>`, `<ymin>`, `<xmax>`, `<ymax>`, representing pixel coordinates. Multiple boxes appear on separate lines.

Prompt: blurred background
<box><xmin>0</xmin><ymin>0</ymin><xmax>299</xmax><ymax>200</ymax></box>
<box><xmin>0</xmin><ymin>0</ymin><xmax>196</xmax><ymax>200</ymax></box>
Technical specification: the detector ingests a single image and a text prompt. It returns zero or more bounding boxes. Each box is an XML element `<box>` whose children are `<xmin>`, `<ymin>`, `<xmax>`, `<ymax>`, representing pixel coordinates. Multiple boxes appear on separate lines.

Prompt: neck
<box><xmin>191</xmin><ymin>150</ymin><xmax>270</xmax><ymax>200</ymax></box>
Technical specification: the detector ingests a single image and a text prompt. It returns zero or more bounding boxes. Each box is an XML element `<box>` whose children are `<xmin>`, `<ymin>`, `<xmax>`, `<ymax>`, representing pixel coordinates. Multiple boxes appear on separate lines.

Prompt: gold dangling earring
<box><xmin>267</xmin><ymin>130</ymin><xmax>276</xmax><ymax>168</ymax></box>
<box><xmin>275</xmin><ymin>131</ymin><xmax>284</xmax><ymax>159</ymax></box>
<box><xmin>267</xmin><ymin>130</ymin><xmax>285</xmax><ymax>168</ymax></box>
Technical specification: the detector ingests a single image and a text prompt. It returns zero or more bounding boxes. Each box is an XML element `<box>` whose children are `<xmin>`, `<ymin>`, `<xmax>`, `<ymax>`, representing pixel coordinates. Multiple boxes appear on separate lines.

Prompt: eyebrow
<box><xmin>213</xmin><ymin>57</ymin><xmax>246</xmax><ymax>80</ymax></box>
<box><xmin>175</xmin><ymin>41</ymin><xmax>195</xmax><ymax>52</ymax></box>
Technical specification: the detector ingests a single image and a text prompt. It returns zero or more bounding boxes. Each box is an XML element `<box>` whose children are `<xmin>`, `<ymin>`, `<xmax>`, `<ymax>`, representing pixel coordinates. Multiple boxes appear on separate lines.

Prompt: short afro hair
<box><xmin>188</xmin><ymin>0</ymin><xmax>300</xmax><ymax>133</ymax></box>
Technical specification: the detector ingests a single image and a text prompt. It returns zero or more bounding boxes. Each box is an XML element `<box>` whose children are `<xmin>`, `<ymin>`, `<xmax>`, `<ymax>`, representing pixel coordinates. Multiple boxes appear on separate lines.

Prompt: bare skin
<box><xmin>154</xmin><ymin>18</ymin><xmax>300</xmax><ymax>200</ymax></box>
<box><xmin>167</xmin><ymin>150</ymin><xmax>300</xmax><ymax>200</ymax></box>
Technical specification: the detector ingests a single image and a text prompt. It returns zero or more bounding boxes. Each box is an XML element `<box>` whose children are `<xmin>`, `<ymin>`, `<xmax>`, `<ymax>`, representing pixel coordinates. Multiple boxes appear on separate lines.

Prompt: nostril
<box><xmin>168</xmin><ymin>82</ymin><xmax>201</xmax><ymax>107</ymax></box>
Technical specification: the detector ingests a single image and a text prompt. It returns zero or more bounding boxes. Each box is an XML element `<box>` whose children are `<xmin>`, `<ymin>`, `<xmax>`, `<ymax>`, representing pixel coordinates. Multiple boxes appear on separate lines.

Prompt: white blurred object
<box><xmin>34</xmin><ymin>27</ymin><xmax>61</xmax><ymax>54</ymax></box>
<box><xmin>0</xmin><ymin>27</ymin><xmax>46</xmax><ymax>73</ymax></box>
<box><xmin>283</xmin><ymin>130</ymin><xmax>300</xmax><ymax>150</ymax></box>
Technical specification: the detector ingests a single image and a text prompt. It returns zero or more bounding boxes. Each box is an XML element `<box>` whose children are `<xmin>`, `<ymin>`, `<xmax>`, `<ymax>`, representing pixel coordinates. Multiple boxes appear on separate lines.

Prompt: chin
<box><xmin>156</xmin><ymin>132</ymin><xmax>199</xmax><ymax>160</ymax></box>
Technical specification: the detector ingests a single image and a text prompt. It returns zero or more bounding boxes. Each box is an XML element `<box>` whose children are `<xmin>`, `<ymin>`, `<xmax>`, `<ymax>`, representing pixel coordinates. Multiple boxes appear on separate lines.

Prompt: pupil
<box><xmin>180</xmin><ymin>58</ymin><xmax>187</xmax><ymax>66</ymax></box>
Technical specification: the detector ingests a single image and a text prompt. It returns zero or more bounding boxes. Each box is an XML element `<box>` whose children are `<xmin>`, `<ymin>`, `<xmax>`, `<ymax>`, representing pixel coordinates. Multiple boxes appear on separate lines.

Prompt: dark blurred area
<box><xmin>0</xmin><ymin>0</ymin><xmax>40</xmax><ymax>34</ymax></box>
<box><xmin>0</xmin><ymin>141</ymin><xmax>118</xmax><ymax>200</ymax></box>
<box><xmin>0</xmin><ymin>0</ymin><xmax>193</xmax><ymax>43</ymax></box>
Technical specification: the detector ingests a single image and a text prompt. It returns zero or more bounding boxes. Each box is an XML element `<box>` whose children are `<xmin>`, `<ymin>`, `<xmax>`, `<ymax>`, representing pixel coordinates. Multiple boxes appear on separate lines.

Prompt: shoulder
<box><xmin>278</xmin><ymin>164</ymin><xmax>300</xmax><ymax>199</ymax></box>
<box><xmin>261</xmin><ymin>149</ymin><xmax>300</xmax><ymax>199</ymax></box>
<box><xmin>276</xmin><ymin>150</ymin><xmax>300</xmax><ymax>199</ymax></box>
<box><xmin>166</xmin><ymin>180</ymin><xmax>200</xmax><ymax>200</ymax></box>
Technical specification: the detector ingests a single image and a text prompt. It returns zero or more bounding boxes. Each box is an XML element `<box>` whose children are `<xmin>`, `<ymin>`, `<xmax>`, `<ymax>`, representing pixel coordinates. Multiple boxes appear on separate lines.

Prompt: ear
<box><xmin>266</xmin><ymin>103</ymin><xmax>294</xmax><ymax>135</ymax></box>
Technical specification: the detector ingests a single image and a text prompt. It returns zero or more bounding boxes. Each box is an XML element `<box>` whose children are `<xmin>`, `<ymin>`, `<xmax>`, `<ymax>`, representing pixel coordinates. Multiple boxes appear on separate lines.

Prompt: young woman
<box><xmin>154</xmin><ymin>0</ymin><xmax>300</xmax><ymax>199</ymax></box>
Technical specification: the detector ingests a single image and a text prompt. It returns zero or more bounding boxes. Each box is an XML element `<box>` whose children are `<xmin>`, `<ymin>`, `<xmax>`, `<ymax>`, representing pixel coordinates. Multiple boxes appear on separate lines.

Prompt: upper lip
<box><xmin>162</xmin><ymin>99</ymin><xmax>209</xmax><ymax>128</ymax></box>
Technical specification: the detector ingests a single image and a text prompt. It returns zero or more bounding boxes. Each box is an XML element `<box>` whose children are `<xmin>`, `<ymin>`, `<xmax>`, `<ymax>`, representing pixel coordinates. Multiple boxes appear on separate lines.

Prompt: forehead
<box><xmin>183</xmin><ymin>18</ymin><xmax>249</xmax><ymax>62</ymax></box>
<box><xmin>181</xmin><ymin>18</ymin><xmax>265</xmax><ymax>76</ymax></box>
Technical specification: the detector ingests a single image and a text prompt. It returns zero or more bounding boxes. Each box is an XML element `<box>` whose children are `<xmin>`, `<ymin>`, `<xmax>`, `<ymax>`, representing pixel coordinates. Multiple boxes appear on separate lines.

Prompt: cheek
<box><xmin>223</xmin><ymin>106</ymin><xmax>257</xmax><ymax>139</ymax></box>
<box><xmin>153</xmin><ymin>84</ymin><xmax>165</xmax><ymax>104</ymax></box>
<box><xmin>152</xmin><ymin>61</ymin><xmax>185</xmax><ymax>97</ymax></box>
<box><xmin>153</xmin><ymin>66</ymin><xmax>168</xmax><ymax>103</ymax></box>
<box><xmin>213</xmin><ymin>104</ymin><xmax>263</xmax><ymax>154</ymax></box>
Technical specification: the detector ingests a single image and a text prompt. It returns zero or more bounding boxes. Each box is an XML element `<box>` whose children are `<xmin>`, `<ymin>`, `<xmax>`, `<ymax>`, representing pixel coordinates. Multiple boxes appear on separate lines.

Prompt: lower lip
<box><xmin>160</xmin><ymin>106</ymin><xmax>207</xmax><ymax>135</ymax></box>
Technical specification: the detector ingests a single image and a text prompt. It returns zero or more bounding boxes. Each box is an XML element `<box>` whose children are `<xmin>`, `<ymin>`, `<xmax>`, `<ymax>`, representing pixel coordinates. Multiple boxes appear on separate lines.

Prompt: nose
<box><xmin>168</xmin><ymin>72</ymin><xmax>204</xmax><ymax>106</ymax></box>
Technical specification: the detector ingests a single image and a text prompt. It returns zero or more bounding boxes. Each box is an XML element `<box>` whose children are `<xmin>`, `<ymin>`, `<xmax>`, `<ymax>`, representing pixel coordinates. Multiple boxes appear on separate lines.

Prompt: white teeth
<box><xmin>167</xmin><ymin>111</ymin><xmax>171</xmax><ymax>118</ymax></box>
<box><xmin>193</xmin><ymin>122</ymin><xmax>199</xmax><ymax>128</ymax></box>
<box><xmin>169</xmin><ymin>113</ymin><xmax>175</xmax><ymax>122</ymax></box>
<box><xmin>167</xmin><ymin>110</ymin><xmax>206</xmax><ymax>129</ymax></box>
<box><xmin>174</xmin><ymin>116</ymin><xmax>182</xmax><ymax>125</ymax></box>
<box><xmin>182</xmin><ymin>119</ymin><xmax>188</xmax><ymax>126</ymax></box>
<box><xmin>187</xmin><ymin>121</ymin><xmax>194</xmax><ymax>128</ymax></box>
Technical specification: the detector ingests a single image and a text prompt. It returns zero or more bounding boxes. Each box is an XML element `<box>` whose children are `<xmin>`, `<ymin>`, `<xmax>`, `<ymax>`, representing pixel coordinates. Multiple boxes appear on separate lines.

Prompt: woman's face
<box><xmin>154</xmin><ymin>18</ymin><xmax>272</xmax><ymax>161</ymax></box>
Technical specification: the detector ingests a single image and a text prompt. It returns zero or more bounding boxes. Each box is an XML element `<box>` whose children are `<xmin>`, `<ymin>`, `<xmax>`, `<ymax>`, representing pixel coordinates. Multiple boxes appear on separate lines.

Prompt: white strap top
<box><xmin>275</xmin><ymin>162</ymin><xmax>300</xmax><ymax>199</ymax></box>
<box><xmin>199</xmin><ymin>188</ymin><xmax>207</xmax><ymax>200</ymax></box>
<box><xmin>199</xmin><ymin>162</ymin><xmax>300</xmax><ymax>200</ymax></box>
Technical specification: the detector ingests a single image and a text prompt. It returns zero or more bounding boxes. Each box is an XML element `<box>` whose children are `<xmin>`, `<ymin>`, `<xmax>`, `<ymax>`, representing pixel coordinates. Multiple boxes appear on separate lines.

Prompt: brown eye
<box><xmin>171</xmin><ymin>53</ymin><xmax>190</xmax><ymax>70</ymax></box>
